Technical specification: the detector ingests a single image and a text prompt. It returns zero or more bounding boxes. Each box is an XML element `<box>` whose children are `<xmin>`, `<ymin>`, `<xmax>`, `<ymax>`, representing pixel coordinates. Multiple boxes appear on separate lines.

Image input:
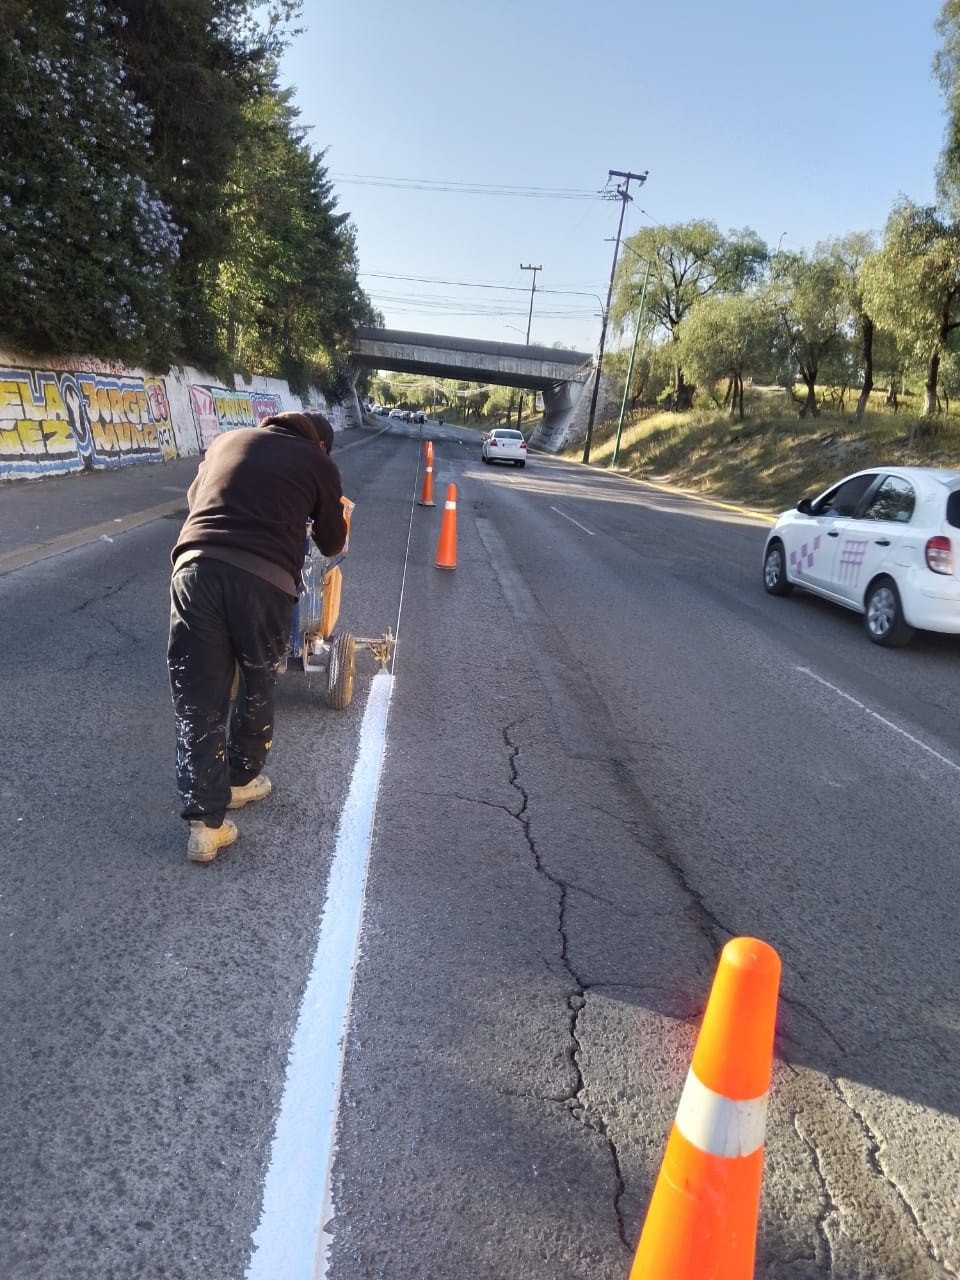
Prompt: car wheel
<box><xmin>518</xmin><ymin>460</ymin><xmax>526</xmax><ymax>468</ymax></box>
<box><xmin>864</xmin><ymin>577</ymin><xmax>915</xmax><ymax>647</ymax></box>
<box><xmin>763</xmin><ymin>540</ymin><xmax>793</xmax><ymax>596</ymax></box>
<box><xmin>514</xmin><ymin>459</ymin><xmax>522</xmax><ymax>467</ymax></box>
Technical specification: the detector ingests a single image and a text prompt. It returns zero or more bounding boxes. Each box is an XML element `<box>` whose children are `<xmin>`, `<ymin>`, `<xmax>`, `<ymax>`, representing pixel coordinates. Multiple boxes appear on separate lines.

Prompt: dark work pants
<box><xmin>168</xmin><ymin>560</ymin><xmax>294</xmax><ymax>826</ymax></box>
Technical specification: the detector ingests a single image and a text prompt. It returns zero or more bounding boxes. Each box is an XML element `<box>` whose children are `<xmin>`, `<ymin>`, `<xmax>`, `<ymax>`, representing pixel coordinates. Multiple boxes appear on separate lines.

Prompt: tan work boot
<box><xmin>227</xmin><ymin>774</ymin><xmax>272</xmax><ymax>810</ymax></box>
<box><xmin>187</xmin><ymin>818</ymin><xmax>239</xmax><ymax>864</ymax></box>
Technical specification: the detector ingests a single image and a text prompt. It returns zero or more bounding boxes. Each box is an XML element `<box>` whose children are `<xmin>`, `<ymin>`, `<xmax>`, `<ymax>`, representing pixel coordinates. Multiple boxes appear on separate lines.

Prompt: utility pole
<box><xmin>582</xmin><ymin>168</ymin><xmax>648</xmax><ymax>465</ymax></box>
<box><xmin>612</xmin><ymin>257</ymin><xmax>650</xmax><ymax>467</ymax></box>
<box><xmin>516</xmin><ymin>263</ymin><xmax>541</xmax><ymax>432</ymax></box>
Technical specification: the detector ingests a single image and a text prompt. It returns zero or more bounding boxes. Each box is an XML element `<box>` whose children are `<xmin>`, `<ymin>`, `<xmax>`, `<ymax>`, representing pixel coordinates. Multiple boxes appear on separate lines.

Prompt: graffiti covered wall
<box><xmin>0</xmin><ymin>364</ymin><xmax>176</xmax><ymax>478</ymax></box>
<box><xmin>0</xmin><ymin>349</ymin><xmax>356</xmax><ymax>482</ymax></box>
<box><xmin>189</xmin><ymin>384</ymin><xmax>254</xmax><ymax>449</ymax></box>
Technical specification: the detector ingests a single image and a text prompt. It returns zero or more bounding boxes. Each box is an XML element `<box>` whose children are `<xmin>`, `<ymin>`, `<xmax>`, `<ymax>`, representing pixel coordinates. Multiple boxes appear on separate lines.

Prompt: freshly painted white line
<box><xmin>245</xmin><ymin>670</ymin><xmax>394</xmax><ymax>1280</ymax></box>
<box><xmin>550</xmin><ymin>505</ymin><xmax>595</xmax><ymax>536</ymax></box>
<box><xmin>796</xmin><ymin>666</ymin><xmax>960</xmax><ymax>774</ymax></box>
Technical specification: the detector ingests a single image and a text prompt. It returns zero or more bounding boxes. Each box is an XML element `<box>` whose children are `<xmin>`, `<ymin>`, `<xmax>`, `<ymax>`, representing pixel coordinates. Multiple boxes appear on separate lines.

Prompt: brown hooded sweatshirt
<box><xmin>171</xmin><ymin>413</ymin><xmax>348</xmax><ymax>597</ymax></box>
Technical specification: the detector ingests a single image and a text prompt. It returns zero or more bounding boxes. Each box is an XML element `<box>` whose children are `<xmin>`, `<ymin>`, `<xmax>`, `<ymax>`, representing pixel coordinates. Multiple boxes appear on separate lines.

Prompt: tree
<box><xmin>0</xmin><ymin>1</ymin><xmax>180</xmax><ymax>362</ymax></box>
<box><xmin>212</xmin><ymin>86</ymin><xmax>372</xmax><ymax>393</ymax></box>
<box><xmin>679</xmin><ymin>294</ymin><xmax>770</xmax><ymax>420</ymax></box>
<box><xmin>767</xmin><ymin>248</ymin><xmax>847</xmax><ymax>418</ymax></box>
<box><xmin>611</xmin><ymin>221</ymin><xmax>767</xmax><ymax>409</ymax></box>
<box><xmin>827</xmin><ymin>232</ymin><xmax>878</xmax><ymax>421</ymax></box>
<box><xmin>110</xmin><ymin>0</ymin><xmax>302</xmax><ymax>367</ymax></box>
<box><xmin>935</xmin><ymin>0</ymin><xmax>960</xmax><ymax>204</ymax></box>
<box><xmin>860</xmin><ymin>201</ymin><xmax>960</xmax><ymax>418</ymax></box>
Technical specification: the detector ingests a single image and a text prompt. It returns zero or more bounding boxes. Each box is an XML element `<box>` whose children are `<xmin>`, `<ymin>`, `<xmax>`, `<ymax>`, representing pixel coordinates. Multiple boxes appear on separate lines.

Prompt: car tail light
<box><xmin>520</xmin><ymin>441</ymin><xmax>527</xmax><ymax>449</ymax></box>
<box><xmin>925</xmin><ymin>535</ymin><xmax>954</xmax><ymax>574</ymax></box>
<box><xmin>489</xmin><ymin>439</ymin><xmax>496</xmax><ymax>446</ymax></box>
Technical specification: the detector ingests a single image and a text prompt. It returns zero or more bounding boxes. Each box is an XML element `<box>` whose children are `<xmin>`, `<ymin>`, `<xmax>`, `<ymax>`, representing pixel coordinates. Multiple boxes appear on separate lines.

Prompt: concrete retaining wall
<box><xmin>531</xmin><ymin>367</ymin><xmax>618</xmax><ymax>454</ymax></box>
<box><xmin>0</xmin><ymin>347</ymin><xmax>359</xmax><ymax>482</ymax></box>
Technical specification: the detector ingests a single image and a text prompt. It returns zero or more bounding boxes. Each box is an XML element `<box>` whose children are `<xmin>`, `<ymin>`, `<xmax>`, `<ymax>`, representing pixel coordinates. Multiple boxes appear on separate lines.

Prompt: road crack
<box><xmin>503</xmin><ymin>721</ymin><xmax>629</xmax><ymax>1251</ymax></box>
<box><xmin>792</xmin><ymin>1109</ymin><xmax>836</xmax><ymax>1274</ymax></box>
<box><xmin>832</xmin><ymin>1080</ymin><xmax>958</xmax><ymax>1277</ymax></box>
<box><xmin>69</xmin><ymin>574</ymin><xmax>137</xmax><ymax>613</ymax></box>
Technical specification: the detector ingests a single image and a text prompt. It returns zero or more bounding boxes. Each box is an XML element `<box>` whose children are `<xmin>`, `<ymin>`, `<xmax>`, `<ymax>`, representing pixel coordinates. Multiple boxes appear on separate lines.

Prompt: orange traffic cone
<box><xmin>418</xmin><ymin>441</ymin><xmax>435</xmax><ymax>506</ymax></box>
<box><xmin>629</xmin><ymin>936</ymin><xmax>781</xmax><ymax>1280</ymax></box>
<box><xmin>435</xmin><ymin>483</ymin><xmax>457</xmax><ymax>569</ymax></box>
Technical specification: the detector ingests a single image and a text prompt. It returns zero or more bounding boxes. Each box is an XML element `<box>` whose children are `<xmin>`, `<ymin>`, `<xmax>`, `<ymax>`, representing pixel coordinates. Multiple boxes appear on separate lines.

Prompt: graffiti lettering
<box><xmin>252</xmin><ymin>391</ymin><xmax>282</xmax><ymax>424</ymax></box>
<box><xmin>190</xmin><ymin>384</ymin><xmax>257</xmax><ymax>448</ymax></box>
<box><xmin>0</xmin><ymin>367</ymin><xmax>173</xmax><ymax>478</ymax></box>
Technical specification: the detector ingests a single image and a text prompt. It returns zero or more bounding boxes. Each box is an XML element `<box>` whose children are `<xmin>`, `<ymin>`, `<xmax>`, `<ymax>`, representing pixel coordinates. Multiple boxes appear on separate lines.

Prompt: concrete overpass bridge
<box><xmin>351</xmin><ymin>326</ymin><xmax>608</xmax><ymax>452</ymax></box>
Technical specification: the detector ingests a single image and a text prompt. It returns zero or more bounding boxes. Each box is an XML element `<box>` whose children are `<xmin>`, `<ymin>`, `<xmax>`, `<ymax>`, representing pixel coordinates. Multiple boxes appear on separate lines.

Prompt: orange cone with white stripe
<box><xmin>418</xmin><ymin>441</ymin><xmax>435</xmax><ymax>506</ymax></box>
<box><xmin>629</xmin><ymin>936</ymin><xmax>781</xmax><ymax>1279</ymax></box>
<box><xmin>435</xmin><ymin>483</ymin><xmax>457</xmax><ymax>569</ymax></box>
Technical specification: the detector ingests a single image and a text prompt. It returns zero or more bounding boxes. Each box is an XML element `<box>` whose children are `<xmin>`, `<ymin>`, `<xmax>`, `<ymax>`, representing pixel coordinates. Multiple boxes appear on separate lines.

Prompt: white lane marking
<box><xmin>245</xmin><ymin>671</ymin><xmax>394</xmax><ymax>1280</ymax></box>
<box><xmin>796</xmin><ymin>666</ymin><xmax>960</xmax><ymax>774</ymax></box>
<box><xmin>550</xmin><ymin>505</ymin><xmax>595</xmax><ymax>536</ymax></box>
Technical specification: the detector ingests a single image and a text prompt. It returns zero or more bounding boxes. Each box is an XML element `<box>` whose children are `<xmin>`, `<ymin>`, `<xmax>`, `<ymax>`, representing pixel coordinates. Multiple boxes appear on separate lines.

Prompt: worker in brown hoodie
<box><xmin>168</xmin><ymin>410</ymin><xmax>347</xmax><ymax>863</ymax></box>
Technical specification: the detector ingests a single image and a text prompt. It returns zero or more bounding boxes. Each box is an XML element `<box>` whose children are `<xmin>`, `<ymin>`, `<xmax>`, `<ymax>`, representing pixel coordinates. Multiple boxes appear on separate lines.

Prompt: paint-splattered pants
<box><xmin>168</xmin><ymin>559</ymin><xmax>294</xmax><ymax>826</ymax></box>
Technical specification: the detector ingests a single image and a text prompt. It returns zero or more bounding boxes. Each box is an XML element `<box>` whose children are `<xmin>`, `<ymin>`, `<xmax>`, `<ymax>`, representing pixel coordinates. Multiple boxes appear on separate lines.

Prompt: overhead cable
<box><xmin>331</xmin><ymin>173</ymin><xmax>609</xmax><ymax>200</ymax></box>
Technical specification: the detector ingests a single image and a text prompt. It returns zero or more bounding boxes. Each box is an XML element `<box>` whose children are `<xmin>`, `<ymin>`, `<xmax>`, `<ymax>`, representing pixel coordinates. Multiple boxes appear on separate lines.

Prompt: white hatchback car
<box><xmin>762</xmin><ymin>466</ymin><xmax>960</xmax><ymax>646</ymax></box>
<box><xmin>482</xmin><ymin>429</ymin><xmax>527</xmax><ymax>467</ymax></box>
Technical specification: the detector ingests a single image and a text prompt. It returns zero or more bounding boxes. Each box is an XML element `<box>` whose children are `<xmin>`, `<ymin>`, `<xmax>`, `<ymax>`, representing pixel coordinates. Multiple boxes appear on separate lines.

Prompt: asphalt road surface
<box><xmin>1</xmin><ymin>420</ymin><xmax>958</xmax><ymax>1279</ymax></box>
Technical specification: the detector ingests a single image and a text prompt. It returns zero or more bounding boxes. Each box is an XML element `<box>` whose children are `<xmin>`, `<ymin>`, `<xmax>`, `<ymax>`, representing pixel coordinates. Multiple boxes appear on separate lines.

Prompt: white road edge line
<box><xmin>550</xmin><ymin>505</ymin><xmax>595</xmax><ymax>536</ymax></box>
<box><xmin>795</xmin><ymin>665</ymin><xmax>960</xmax><ymax>774</ymax></box>
<box><xmin>245</xmin><ymin>670</ymin><xmax>394</xmax><ymax>1280</ymax></box>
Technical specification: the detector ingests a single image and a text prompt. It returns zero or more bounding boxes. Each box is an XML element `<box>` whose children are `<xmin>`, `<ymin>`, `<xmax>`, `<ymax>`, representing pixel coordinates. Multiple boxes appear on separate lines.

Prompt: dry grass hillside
<box><xmin>565</xmin><ymin>387</ymin><xmax>960</xmax><ymax>513</ymax></box>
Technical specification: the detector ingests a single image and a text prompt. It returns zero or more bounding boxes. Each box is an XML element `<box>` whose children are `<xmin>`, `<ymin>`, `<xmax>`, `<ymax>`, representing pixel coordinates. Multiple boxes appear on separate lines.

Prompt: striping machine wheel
<box><xmin>325</xmin><ymin>632</ymin><xmax>356</xmax><ymax>710</ymax></box>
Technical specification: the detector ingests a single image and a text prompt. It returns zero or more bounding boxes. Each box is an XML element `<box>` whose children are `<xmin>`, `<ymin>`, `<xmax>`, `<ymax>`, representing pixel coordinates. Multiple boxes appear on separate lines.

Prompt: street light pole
<box><xmin>612</xmin><ymin>257</ymin><xmax>650</xmax><ymax>468</ymax></box>
<box><xmin>517</xmin><ymin>263</ymin><xmax>541</xmax><ymax>431</ymax></box>
<box><xmin>582</xmin><ymin>168</ymin><xmax>647</xmax><ymax>465</ymax></box>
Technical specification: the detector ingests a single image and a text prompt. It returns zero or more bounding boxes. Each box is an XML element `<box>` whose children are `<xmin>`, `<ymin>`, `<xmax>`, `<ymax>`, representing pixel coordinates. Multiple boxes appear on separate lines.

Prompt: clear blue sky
<box><xmin>280</xmin><ymin>0</ymin><xmax>947</xmax><ymax>353</ymax></box>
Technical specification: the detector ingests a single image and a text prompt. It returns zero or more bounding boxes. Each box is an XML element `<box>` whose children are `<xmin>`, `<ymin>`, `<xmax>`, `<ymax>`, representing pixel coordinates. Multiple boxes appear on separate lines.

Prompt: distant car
<box><xmin>762</xmin><ymin>465</ymin><xmax>960</xmax><ymax>646</ymax></box>
<box><xmin>388</xmin><ymin>408</ymin><xmax>404</xmax><ymax>419</ymax></box>
<box><xmin>482</xmin><ymin>428</ymin><xmax>527</xmax><ymax>467</ymax></box>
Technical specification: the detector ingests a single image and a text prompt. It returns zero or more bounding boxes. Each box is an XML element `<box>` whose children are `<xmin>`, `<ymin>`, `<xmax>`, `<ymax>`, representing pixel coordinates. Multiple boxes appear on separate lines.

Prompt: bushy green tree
<box><xmin>860</xmin><ymin>201</ymin><xmax>960</xmax><ymax>418</ymax></box>
<box><xmin>110</xmin><ymin>0</ymin><xmax>301</xmax><ymax>366</ymax></box>
<box><xmin>680</xmin><ymin>294</ymin><xmax>771</xmax><ymax>419</ymax></box>
<box><xmin>767</xmin><ymin>248</ymin><xmax>848</xmax><ymax>418</ymax></box>
<box><xmin>212</xmin><ymin>86</ymin><xmax>372</xmax><ymax>392</ymax></box>
<box><xmin>0</xmin><ymin>0</ymin><xmax>180</xmax><ymax>361</ymax></box>
<box><xmin>830</xmin><ymin>232</ymin><xmax>878</xmax><ymax>421</ymax></box>
<box><xmin>935</xmin><ymin>0</ymin><xmax>960</xmax><ymax>204</ymax></box>
<box><xmin>611</xmin><ymin>222</ymin><xmax>767</xmax><ymax>409</ymax></box>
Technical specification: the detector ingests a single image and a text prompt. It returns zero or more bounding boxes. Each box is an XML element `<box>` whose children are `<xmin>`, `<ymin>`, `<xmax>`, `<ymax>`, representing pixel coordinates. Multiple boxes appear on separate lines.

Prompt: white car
<box><xmin>481</xmin><ymin>428</ymin><xmax>527</xmax><ymax>467</ymax></box>
<box><xmin>762</xmin><ymin>465</ymin><xmax>960</xmax><ymax>646</ymax></box>
<box><xmin>388</xmin><ymin>408</ymin><xmax>405</xmax><ymax>419</ymax></box>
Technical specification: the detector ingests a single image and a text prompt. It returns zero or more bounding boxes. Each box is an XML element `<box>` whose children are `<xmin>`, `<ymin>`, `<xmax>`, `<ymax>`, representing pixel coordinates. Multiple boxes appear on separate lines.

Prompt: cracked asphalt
<box><xmin>1</xmin><ymin>421</ymin><xmax>959</xmax><ymax>1278</ymax></box>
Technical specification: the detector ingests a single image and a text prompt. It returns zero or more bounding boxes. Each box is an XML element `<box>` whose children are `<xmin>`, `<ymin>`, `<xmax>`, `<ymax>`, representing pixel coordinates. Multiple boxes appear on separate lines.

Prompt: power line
<box><xmin>361</xmin><ymin>272</ymin><xmax>606</xmax><ymax>307</ymax></box>
<box><xmin>331</xmin><ymin>173</ymin><xmax>609</xmax><ymax>200</ymax></box>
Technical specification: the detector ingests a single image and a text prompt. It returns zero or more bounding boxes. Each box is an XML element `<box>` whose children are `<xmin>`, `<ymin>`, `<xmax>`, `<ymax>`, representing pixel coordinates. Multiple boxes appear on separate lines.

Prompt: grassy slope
<box><xmin>563</xmin><ymin>388</ymin><xmax>960</xmax><ymax>513</ymax></box>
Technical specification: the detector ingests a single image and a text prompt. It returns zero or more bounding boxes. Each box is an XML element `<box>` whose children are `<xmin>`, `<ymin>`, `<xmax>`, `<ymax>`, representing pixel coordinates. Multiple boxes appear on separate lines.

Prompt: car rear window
<box><xmin>947</xmin><ymin>489</ymin><xmax>960</xmax><ymax>528</ymax></box>
<box><xmin>496</xmin><ymin>431</ymin><xmax>523</xmax><ymax>440</ymax></box>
